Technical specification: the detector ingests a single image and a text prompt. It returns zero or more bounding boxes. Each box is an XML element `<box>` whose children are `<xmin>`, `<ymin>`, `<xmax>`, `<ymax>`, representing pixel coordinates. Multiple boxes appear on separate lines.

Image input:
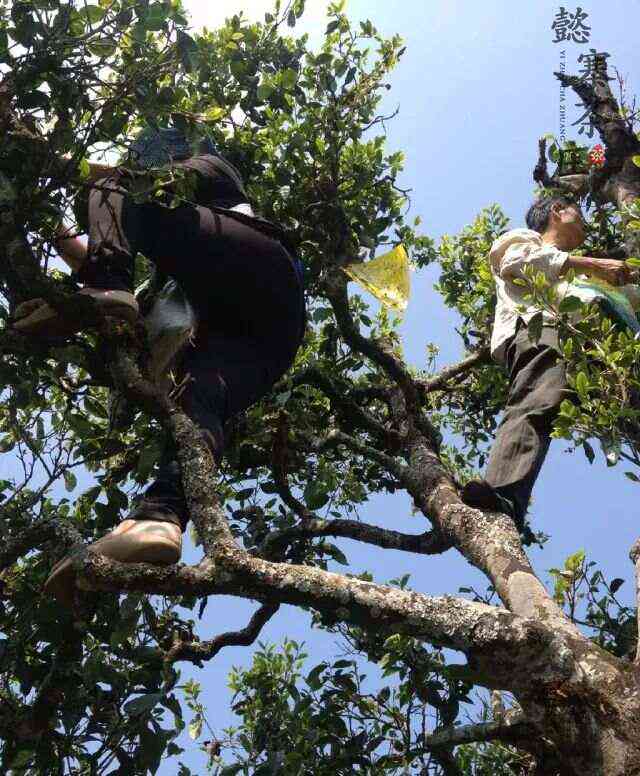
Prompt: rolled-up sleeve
<box><xmin>499</xmin><ymin>242</ymin><xmax>569</xmax><ymax>283</ymax></box>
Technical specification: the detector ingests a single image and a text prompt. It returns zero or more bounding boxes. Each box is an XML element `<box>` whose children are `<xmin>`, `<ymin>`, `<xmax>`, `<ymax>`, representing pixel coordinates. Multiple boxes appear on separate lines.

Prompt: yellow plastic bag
<box><xmin>342</xmin><ymin>244</ymin><xmax>411</xmax><ymax>313</ymax></box>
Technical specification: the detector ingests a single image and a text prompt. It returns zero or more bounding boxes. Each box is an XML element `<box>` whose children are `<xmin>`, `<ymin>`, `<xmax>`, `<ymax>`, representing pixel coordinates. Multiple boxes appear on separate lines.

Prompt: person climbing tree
<box><xmin>10</xmin><ymin>126</ymin><xmax>306</xmax><ymax>607</ymax></box>
<box><xmin>460</xmin><ymin>193</ymin><xmax>637</xmax><ymax>530</ymax></box>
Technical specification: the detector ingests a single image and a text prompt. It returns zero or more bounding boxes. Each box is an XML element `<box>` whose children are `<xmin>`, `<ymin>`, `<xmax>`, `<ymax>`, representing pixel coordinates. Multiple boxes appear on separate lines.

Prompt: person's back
<box><xmin>10</xmin><ymin>125</ymin><xmax>307</xmax><ymax>608</ymax></box>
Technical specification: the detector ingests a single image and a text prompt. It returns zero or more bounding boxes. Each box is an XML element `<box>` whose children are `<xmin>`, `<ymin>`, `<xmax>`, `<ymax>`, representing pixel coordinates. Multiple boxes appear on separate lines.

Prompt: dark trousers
<box><xmin>78</xmin><ymin>176</ymin><xmax>306</xmax><ymax>531</ymax></box>
<box><xmin>484</xmin><ymin>321</ymin><xmax>572</xmax><ymax>523</ymax></box>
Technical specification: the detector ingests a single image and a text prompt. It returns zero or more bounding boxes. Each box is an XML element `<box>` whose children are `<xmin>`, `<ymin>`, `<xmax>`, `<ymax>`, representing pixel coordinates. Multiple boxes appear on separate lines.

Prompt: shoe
<box><xmin>43</xmin><ymin>518</ymin><xmax>182</xmax><ymax>608</ymax></box>
<box><xmin>11</xmin><ymin>287</ymin><xmax>139</xmax><ymax>338</ymax></box>
<box><xmin>460</xmin><ymin>479</ymin><xmax>521</xmax><ymax>526</ymax></box>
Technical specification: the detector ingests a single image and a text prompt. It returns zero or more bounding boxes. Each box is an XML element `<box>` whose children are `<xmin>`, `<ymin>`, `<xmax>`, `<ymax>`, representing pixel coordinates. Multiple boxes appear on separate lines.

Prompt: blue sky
<box><xmin>3</xmin><ymin>1</ymin><xmax>640</xmax><ymax>771</ymax></box>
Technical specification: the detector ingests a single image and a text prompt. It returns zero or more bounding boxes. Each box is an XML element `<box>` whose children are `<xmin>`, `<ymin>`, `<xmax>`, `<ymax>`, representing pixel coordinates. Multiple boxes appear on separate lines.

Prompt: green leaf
<box><xmin>144</xmin><ymin>4</ymin><xmax>167</xmax><ymax>30</ymax></box>
<box><xmin>124</xmin><ymin>692</ymin><xmax>163</xmax><ymax>717</ymax></box>
<box><xmin>80</xmin><ymin>5</ymin><xmax>106</xmax><ymax>24</ymax></box>
<box><xmin>88</xmin><ymin>37</ymin><xmax>117</xmax><ymax>57</ymax></box>
<box><xmin>582</xmin><ymin>440</ymin><xmax>595</xmax><ymax>464</ymax></box>
<box><xmin>220</xmin><ymin>766</ymin><xmax>243</xmax><ymax>776</ymax></box>
<box><xmin>306</xmin><ymin>662</ymin><xmax>327</xmax><ymax>689</ymax></box>
<box><xmin>84</xmin><ymin>395</ymin><xmax>108</xmax><ymax>418</ymax></box>
<box><xmin>527</xmin><ymin>312</ymin><xmax>543</xmax><ymax>344</ymax></box>
<box><xmin>78</xmin><ymin>158</ymin><xmax>91</xmax><ymax>180</ymax></box>
<box><xmin>188</xmin><ymin>717</ymin><xmax>203</xmax><ymax>740</ymax></box>
<box><xmin>565</xmin><ymin>549</ymin><xmax>585</xmax><ymax>573</ymax></box>
<box><xmin>177</xmin><ymin>30</ymin><xmax>198</xmax><ymax>72</ymax></box>
<box><xmin>559</xmin><ymin>295</ymin><xmax>582</xmax><ymax>314</ymax></box>
<box><xmin>204</xmin><ymin>106</ymin><xmax>226</xmax><ymax>122</ymax></box>
<box><xmin>324</xmin><ymin>543</ymin><xmax>348</xmax><ymax>565</ymax></box>
<box><xmin>562</xmin><ymin>337</ymin><xmax>574</xmax><ymax>358</ymax></box>
<box><xmin>63</xmin><ymin>470</ymin><xmax>77</xmax><ymax>493</ymax></box>
<box><xmin>139</xmin><ymin>725</ymin><xmax>165</xmax><ymax>773</ymax></box>
<box><xmin>303</xmin><ymin>480</ymin><xmax>329</xmax><ymax>510</ymax></box>
<box><xmin>610</xmin><ymin>578</ymin><xmax>625</xmax><ymax>594</ymax></box>
<box><xmin>257</xmin><ymin>82</ymin><xmax>274</xmax><ymax>101</ymax></box>
<box><xmin>632</xmin><ymin>155</ymin><xmax>640</xmax><ymax>168</ymax></box>
<box><xmin>625</xmin><ymin>255</ymin><xmax>640</xmax><ymax>266</ymax></box>
<box><xmin>282</xmin><ymin>68</ymin><xmax>298</xmax><ymax>90</ymax></box>
<box><xmin>576</xmin><ymin>371</ymin><xmax>589</xmax><ymax>396</ymax></box>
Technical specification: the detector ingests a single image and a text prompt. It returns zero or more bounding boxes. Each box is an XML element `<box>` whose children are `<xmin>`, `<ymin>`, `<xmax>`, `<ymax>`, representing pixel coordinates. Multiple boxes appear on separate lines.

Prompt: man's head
<box><xmin>525</xmin><ymin>193</ymin><xmax>586</xmax><ymax>250</ymax></box>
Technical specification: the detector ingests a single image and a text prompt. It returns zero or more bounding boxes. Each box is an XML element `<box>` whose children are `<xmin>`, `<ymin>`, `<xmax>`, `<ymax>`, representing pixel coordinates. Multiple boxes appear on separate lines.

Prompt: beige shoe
<box><xmin>12</xmin><ymin>287</ymin><xmax>139</xmax><ymax>338</ymax></box>
<box><xmin>43</xmin><ymin>519</ymin><xmax>182</xmax><ymax>608</ymax></box>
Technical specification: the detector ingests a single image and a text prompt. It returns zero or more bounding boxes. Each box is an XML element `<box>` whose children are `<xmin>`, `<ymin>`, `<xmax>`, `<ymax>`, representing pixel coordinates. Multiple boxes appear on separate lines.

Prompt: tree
<box><xmin>1</xmin><ymin>0</ymin><xmax>640</xmax><ymax>773</ymax></box>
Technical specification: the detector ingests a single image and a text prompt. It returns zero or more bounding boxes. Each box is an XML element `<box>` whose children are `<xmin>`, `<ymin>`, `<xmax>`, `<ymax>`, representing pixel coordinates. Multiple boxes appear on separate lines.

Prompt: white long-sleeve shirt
<box><xmin>488</xmin><ymin>228</ymin><xmax>569</xmax><ymax>363</ymax></box>
<box><xmin>488</xmin><ymin>228</ymin><xmax>640</xmax><ymax>364</ymax></box>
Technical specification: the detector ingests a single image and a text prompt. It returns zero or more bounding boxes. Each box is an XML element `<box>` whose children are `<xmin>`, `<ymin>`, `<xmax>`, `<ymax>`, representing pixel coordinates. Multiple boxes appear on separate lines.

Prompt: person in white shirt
<box><xmin>460</xmin><ymin>193</ymin><xmax>633</xmax><ymax>534</ymax></box>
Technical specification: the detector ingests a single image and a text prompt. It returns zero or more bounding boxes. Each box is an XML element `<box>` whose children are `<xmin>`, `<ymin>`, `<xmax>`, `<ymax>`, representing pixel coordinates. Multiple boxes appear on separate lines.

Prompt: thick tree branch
<box><xmin>402</xmin><ymin>430</ymin><xmax>580</xmax><ymax>635</ymax></box>
<box><xmin>554</xmin><ymin>63</ymin><xmax>640</xmax><ymax>169</ymax></box>
<box><xmin>0</xmin><ymin>517</ymin><xmax>84</xmax><ymax>571</ymax></box>
<box><xmin>423</xmin><ymin>711</ymin><xmax>529</xmax><ymax>750</ymax></box>
<box><xmin>73</xmin><ymin>548</ymin><xmax>572</xmax><ymax>691</ymax></box>
<box><xmin>553</xmin><ymin>57</ymin><xmax>640</xmax><ymax>260</ymax></box>
<box><xmin>630</xmin><ymin>539</ymin><xmax>640</xmax><ymax>664</ymax></box>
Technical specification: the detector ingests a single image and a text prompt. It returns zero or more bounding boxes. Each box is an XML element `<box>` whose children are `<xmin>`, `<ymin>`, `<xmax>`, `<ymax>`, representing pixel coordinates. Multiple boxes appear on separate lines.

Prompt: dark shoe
<box><xmin>460</xmin><ymin>479</ymin><xmax>520</xmax><ymax>524</ymax></box>
<box><xmin>126</xmin><ymin>495</ymin><xmax>184</xmax><ymax>529</ymax></box>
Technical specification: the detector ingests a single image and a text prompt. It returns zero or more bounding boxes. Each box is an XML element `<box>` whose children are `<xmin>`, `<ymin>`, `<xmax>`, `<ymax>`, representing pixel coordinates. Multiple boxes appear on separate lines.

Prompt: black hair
<box><xmin>525</xmin><ymin>192</ymin><xmax>579</xmax><ymax>234</ymax></box>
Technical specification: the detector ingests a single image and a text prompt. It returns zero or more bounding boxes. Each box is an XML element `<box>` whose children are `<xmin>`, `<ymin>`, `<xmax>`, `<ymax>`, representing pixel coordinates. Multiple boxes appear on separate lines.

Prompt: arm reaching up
<box><xmin>565</xmin><ymin>255</ymin><xmax>633</xmax><ymax>286</ymax></box>
<box><xmin>53</xmin><ymin>223</ymin><xmax>87</xmax><ymax>273</ymax></box>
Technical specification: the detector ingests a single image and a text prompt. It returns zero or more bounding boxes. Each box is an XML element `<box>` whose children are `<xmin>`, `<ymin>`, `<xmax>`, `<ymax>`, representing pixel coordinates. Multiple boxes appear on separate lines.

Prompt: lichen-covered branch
<box><xmin>99</xmin><ymin>319</ymin><xmax>237</xmax><ymax>558</ymax></box>
<box><xmin>74</xmin><ymin>547</ymin><xmax>569</xmax><ymax>691</ymax></box>
<box><xmin>630</xmin><ymin>539</ymin><xmax>640</xmax><ymax>664</ymax></box>
<box><xmin>0</xmin><ymin>517</ymin><xmax>84</xmax><ymax>572</ymax></box>
<box><xmin>423</xmin><ymin>710</ymin><xmax>529</xmax><ymax>750</ymax></box>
